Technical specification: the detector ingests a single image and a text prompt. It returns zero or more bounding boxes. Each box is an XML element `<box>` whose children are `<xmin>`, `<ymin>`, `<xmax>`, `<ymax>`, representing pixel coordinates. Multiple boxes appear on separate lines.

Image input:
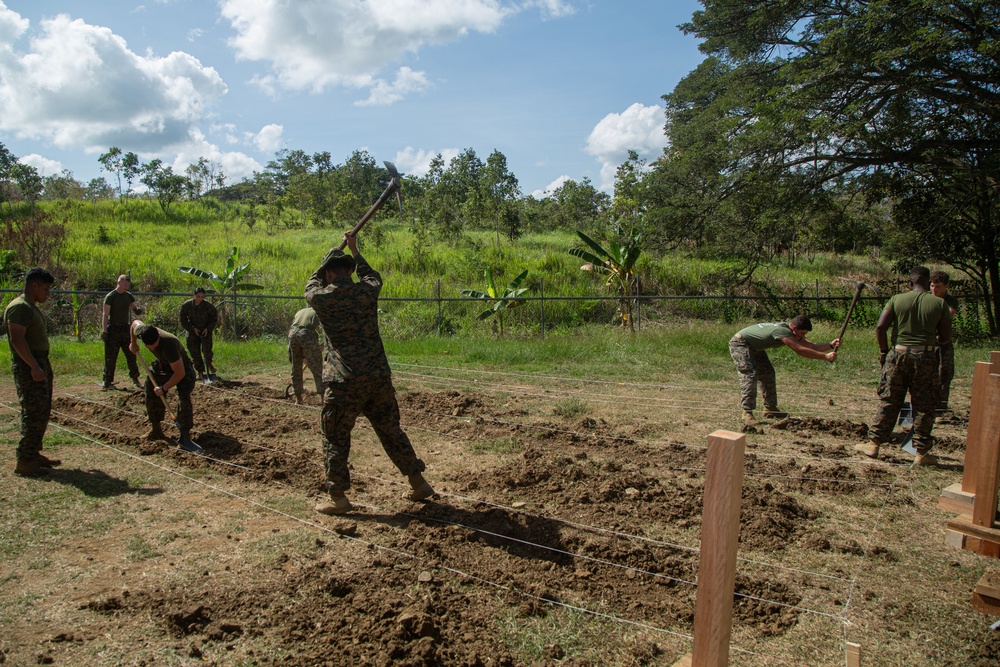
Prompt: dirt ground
<box><xmin>2</xmin><ymin>369</ymin><xmax>999</xmax><ymax>666</ymax></box>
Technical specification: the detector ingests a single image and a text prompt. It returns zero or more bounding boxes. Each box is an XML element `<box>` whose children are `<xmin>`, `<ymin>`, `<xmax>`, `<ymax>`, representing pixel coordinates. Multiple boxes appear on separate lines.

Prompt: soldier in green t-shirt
<box><xmin>101</xmin><ymin>274</ymin><xmax>142</xmax><ymax>390</ymax></box>
<box><xmin>5</xmin><ymin>267</ymin><xmax>60</xmax><ymax>476</ymax></box>
<box><xmin>930</xmin><ymin>270</ymin><xmax>959</xmax><ymax>422</ymax></box>
<box><xmin>729</xmin><ymin>315</ymin><xmax>839</xmax><ymax>425</ymax></box>
<box><xmin>129</xmin><ymin>321</ymin><xmax>198</xmax><ymax>444</ymax></box>
<box><xmin>855</xmin><ymin>266</ymin><xmax>951</xmax><ymax>465</ymax></box>
<box><xmin>287</xmin><ymin>306</ymin><xmax>325</xmax><ymax>404</ymax></box>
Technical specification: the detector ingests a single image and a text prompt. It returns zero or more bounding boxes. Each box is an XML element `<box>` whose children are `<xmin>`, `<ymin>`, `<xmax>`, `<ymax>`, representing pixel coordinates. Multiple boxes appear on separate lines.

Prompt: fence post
<box><xmin>436</xmin><ymin>279</ymin><xmax>442</xmax><ymax>336</ymax></box>
<box><xmin>636</xmin><ymin>274</ymin><xmax>642</xmax><ymax>331</ymax></box>
<box><xmin>691</xmin><ymin>430</ymin><xmax>745</xmax><ymax>667</ymax></box>
<box><xmin>539</xmin><ymin>277</ymin><xmax>545</xmax><ymax>340</ymax></box>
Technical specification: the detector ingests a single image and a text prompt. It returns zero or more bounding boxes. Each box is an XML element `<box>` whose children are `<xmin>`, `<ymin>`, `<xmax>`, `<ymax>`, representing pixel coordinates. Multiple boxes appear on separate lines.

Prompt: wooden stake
<box><xmin>972</xmin><ymin>369</ymin><xmax>1000</xmax><ymax>528</ymax></box>
<box><xmin>962</xmin><ymin>359</ymin><xmax>995</xmax><ymax>493</ymax></box>
<box><xmin>846</xmin><ymin>642</ymin><xmax>861</xmax><ymax>667</ymax></box>
<box><xmin>691</xmin><ymin>430</ymin><xmax>745</xmax><ymax>667</ymax></box>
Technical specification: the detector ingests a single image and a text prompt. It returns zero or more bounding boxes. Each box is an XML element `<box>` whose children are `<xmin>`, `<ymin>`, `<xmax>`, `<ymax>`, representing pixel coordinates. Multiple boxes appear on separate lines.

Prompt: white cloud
<box><xmin>355</xmin><ymin>67</ymin><xmax>431</xmax><ymax>106</ymax></box>
<box><xmin>169</xmin><ymin>129</ymin><xmax>262</xmax><ymax>183</ymax></box>
<box><xmin>218</xmin><ymin>0</ymin><xmax>566</xmax><ymax>101</ymax></box>
<box><xmin>249</xmin><ymin>123</ymin><xmax>284</xmax><ymax>152</ymax></box>
<box><xmin>187</xmin><ymin>27</ymin><xmax>203</xmax><ymax>42</ymax></box>
<box><xmin>0</xmin><ymin>6</ymin><xmax>227</xmax><ymax>155</ymax></box>
<box><xmin>586</xmin><ymin>102</ymin><xmax>666</xmax><ymax>190</ymax></box>
<box><xmin>393</xmin><ymin>146</ymin><xmax>461</xmax><ymax>178</ymax></box>
<box><xmin>531</xmin><ymin>174</ymin><xmax>570</xmax><ymax>199</ymax></box>
<box><xmin>20</xmin><ymin>154</ymin><xmax>63</xmax><ymax>176</ymax></box>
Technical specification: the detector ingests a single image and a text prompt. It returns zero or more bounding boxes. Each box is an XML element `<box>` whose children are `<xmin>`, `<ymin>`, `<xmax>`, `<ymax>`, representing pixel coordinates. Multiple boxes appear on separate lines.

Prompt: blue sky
<box><xmin>0</xmin><ymin>1</ymin><xmax>704</xmax><ymax>197</ymax></box>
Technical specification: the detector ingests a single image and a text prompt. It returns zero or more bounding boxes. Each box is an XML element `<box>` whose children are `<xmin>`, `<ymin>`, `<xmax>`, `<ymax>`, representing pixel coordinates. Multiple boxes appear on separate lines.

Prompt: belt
<box><xmin>894</xmin><ymin>344</ymin><xmax>937</xmax><ymax>353</ymax></box>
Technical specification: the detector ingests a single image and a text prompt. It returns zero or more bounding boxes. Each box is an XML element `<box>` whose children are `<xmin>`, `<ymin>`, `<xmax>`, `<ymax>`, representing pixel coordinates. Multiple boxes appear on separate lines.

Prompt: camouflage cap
<box><xmin>319</xmin><ymin>248</ymin><xmax>356</xmax><ymax>273</ymax></box>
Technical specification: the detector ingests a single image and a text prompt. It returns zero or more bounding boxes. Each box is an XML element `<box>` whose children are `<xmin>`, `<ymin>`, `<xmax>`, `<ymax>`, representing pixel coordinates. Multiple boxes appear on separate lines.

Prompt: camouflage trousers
<box><xmin>103</xmin><ymin>323</ymin><xmax>140</xmax><ymax>385</ymax></box>
<box><xmin>868</xmin><ymin>349</ymin><xmax>940</xmax><ymax>452</ymax></box>
<box><xmin>321</xmin><ymin>375</ymin><xmax>425</xmax><ymax>494</ymax></box>
<box><xmin>729</xmin><ymin>337</ymin><xmax>778</xmax><ymax>412</ymax></box>
<box><xmin>288</xmin><ymin>328</ymin><xmax>325</xmax><ymax>396</ymax></box>
<box><xmin>938</xmin><ymin>341</ymin><xmax>955</xmax><ymax>410</ymax></box>
<box><xmin>145</xmin><ymin>361</ymin><xmax>197</xmax><ymax>435</ymax></box>
<box><xmin>185</xmin><ymin>331</ymin><xmax>214</xmax><ymax>375</ymax></box>
<box><xmin>12</xmin><ymin>353</ymin><xmax>53</xmax><ymax>462</ymax></box>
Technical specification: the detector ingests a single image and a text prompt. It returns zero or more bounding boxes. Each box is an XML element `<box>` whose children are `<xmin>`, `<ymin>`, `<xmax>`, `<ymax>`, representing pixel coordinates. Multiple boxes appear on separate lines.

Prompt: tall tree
<box><xmin>666</xmin><ymin>0</ymin><xmax>1000</xmax><ymax>329</ymax></box>
<box><xmin>98</xmin><ymin>147</ymin><xmax>141</xmax><ymax>199</ymax></box>
<box><xmin>140</xmin><ymin>159</ymin><xmax>189</xmax><ymax>213</ymax></box>
<box><xmin>482</xmin><ymin>149</ymin><xmax>521</xmax><ymax>244</ymax></box>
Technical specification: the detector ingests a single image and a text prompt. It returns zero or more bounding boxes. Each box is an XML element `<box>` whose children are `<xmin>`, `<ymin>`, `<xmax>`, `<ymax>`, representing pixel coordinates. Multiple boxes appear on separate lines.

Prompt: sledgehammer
<box><xmin>836</xmin><ymin>278</ymin><xmax>881</xmax><ymax>348</ymax></box>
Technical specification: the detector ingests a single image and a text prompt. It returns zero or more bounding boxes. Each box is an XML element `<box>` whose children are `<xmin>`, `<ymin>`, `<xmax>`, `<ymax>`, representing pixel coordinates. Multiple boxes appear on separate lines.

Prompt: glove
<box><xmin>879</xmin><ymin>352</ymin><xmax>887</xmax><ymax>367</ymax></box>
<box><xmin>101</xmin><ymin>331</ymin><xmax>108</xmax><ymax>342</ymax></box>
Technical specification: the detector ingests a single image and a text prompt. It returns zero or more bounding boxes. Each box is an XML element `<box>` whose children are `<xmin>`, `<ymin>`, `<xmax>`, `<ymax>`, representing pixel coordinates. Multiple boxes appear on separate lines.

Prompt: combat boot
<box><xmin>131</xmin><ymin>377</ymin><xmax>143</xmax><ymax>390</ymax></box>
<box><xmin>763</xmin><ymin>409</ymin><xmax>789</xmax><ymax>419</ymax></box>
<box><xmin>146</xmin><ymin>426</ymin><xmax>167</xmax><ymax>441</ymax></box>
<box><xmin>14</xmin><ymin>459</ymin><xmax>49</xmax><ymax>477</ymax></box>
<box><xmin>293</xmin><ymin>393</ymin><xmax>303</xmax><ymax>405</ymax></box>
<box><xmin>315</xmin><ymin>492</ymin><xmax>353</xmax><ymax>515</ymax></box>
<box><xmin>35</xmin><ymin>453</ymin><xmax>61</xmax><ymax>468</ymax></box>
<box><xmin>742</xmin><ymin>412</ymin><xmax>760</xmax><ymax>426</ymax></box>
<box><xmin>854</xmin><ymin>440</ymin><xmax>880</xmax><ymax>458</ymax></box>
<box><xmin>407</xmin><ymin>473</ymin><xmax>436</xmax><ymax>501</ymax></box>
<box><xmin>913</xmin><ymin>451</ymin><xmax>938</xmax><ymax>467</ymax></box>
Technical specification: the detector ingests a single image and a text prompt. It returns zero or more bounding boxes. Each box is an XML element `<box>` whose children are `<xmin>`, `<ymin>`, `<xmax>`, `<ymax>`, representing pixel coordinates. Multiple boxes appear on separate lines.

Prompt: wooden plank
<box><xmin>983</xmin><ymin>540</ymin><xmax>1000</xmax><ymax>558</ymax></box>
<box><xmin>968</xmin><ymin>537</ymin><xmax>984</xmax><ymax>553</ymax></box>
<box><xmin>972</xmin><ymin>371</ymin><xmax>1000</xmax><ymax>527</ymax></box>
<box><xmin>671</xmin><ymin>653</ymin><xmax>693</xmax><ymax>667</ymax></box>
<box><xmin>691</xmin><ymin>430</ymin><xmax>745</xmax><ymax>667</ymax></box>
<box><xmin>972</xmin><ymin>592</ymin><xmax>1000</xmax><ymax>616</ymax></box>
<box><xmin>963</xmin><ymin>360</ymin><xmax>994</xmax><ymax>493</ymax></box>
<box><xmin>974</xmin><ymin>570</ymin><xmax>1000</xmax><ymax>598</ymax></box>
<box><xmin>846</xmin><ymin>642</ymin><xmax>861</xmax><ymax>667</ymax></box>
<box><xmin>947</xmin><ymin>516</ymin><xmax>1000</xmax><ymax>541</ymax></box>
<box><xmin>945</xmin><ymin>530</ymin><xmax>966</xmax><ymax>550</ymax></box>
<box><xmin>939</xmin><ymin>489</ymin><xmax>975</xmax><ymax>515</ymax></box>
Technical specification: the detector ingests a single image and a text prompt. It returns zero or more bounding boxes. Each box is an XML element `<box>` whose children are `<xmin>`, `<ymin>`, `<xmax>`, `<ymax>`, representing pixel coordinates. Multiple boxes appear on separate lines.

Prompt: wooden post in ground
<box><xmin>972</xmin><ymin>368</ymin><xmax>1000</xmax><ymax>528</ymax></box>
<box><xmin>846</xmin><ymin>642</ymin><xmax>861</xmax><ymax>667</ymax></box>
<box><xmin>689</xmin><ymin>430</ymin><xmax>746</xmax><ymax>667</ymax></box>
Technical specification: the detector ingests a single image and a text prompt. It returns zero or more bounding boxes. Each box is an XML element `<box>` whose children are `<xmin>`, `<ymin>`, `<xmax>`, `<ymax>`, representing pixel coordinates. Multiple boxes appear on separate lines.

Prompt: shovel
<box><xmin>135</xmin><ymin>351</ymin><xmax>203</xmax><ymax>452</ymax></box>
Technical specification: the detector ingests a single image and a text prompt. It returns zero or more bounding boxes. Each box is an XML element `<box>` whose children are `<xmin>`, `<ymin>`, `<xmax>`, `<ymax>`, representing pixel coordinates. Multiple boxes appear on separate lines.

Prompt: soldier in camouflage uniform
<box><xmin>101</xmin><ymin>274</ymin><xmax>142</xmax><ymax>390</ymax></box>
<box><xmin>930</xmin><ymin>270</ymin><xmax>959</xmax><ymax>422</ymax></box>
<box><xmin>179</xmin><ymin>287</ymin><xmax>219</xmax><ymax>382</ymax></box>
<box><xmin>129</xmin><ymin>321</ymin><xmax>198</xmax><ymax>442</ymax></box>
<box><xmin>288</xmin><ymin>306</ymin><xmax>325</xmax><ymax>404</ymax></box>
<box><xmin>855</xmin><ymin>266</ymin><xmax>951</xmax><ymax>465</ymax></box>
<box><xmin>305</xmin><ymin>232</ymin><xmax>434</xmax><ymax>515</ymax></box>
<box><xmin>729</xmin><ymin>315</ymin><xmax>839</xmax><ymax>425</ymax></box>
<box><xmin>5</xmin><ymin>268</ymin><xmax>60</xmax><ymax>476</ymax></box>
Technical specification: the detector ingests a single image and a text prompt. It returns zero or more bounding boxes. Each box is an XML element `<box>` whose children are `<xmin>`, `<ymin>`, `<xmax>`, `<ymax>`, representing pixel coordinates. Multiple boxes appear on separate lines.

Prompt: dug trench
<box><xmin>38</xmin><ymin>380</ymin><xmax>922</xmax><ymax>665</ymax></box>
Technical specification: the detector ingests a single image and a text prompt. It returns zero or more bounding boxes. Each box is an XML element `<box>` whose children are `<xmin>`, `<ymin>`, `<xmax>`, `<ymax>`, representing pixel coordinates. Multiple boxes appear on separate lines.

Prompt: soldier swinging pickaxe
<box><xmin>835</xmin><ymin>278</ymin><xmax>881</xmax><ymax>349</ymax></box>
<box><xmin>337</xmin><ymin>161</ymin><xmax>402</xmax><ymax>250</ymax></box>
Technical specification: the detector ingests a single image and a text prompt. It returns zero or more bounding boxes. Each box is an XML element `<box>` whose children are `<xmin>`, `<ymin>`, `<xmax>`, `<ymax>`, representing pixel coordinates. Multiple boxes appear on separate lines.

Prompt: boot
<box><xmin>293</xmin><ymin>393</ymin><xmax>303</xmax><ymax>405</ymax></box>
<box><xmin>763</xmin><ymin>408</ymin><xmax>789</xmax><ymax>419</ymax></box>
<box><xmin>407</xmin><ymin>473</ymin><xmax>436</xmax><ymax>501</ymax></box>
<box><xmin>146</xmin><ymin>426</ymin><xmax>167</xmax><ymax>441</ymax></box>
<box><xmin>35</xmin><ymin>453</ymin><xmax>61</xmax><ymax>468</ymax></box>
<box><xmin>854</xmin><ymin>440</ymin><xmax>880</xmax><ymax>458</ymax></box>
<box><xmin>14</xmin><ymin>459</ymin><xmax>49</xmax><ymax>477</ymax></box>
<box><xmin>131</xmin><ymin>377</ymin><xmax>143</xmax><ymax>390</ymax></box>
<box><xmin>913</xmin><ymin>451</ymin><xmax>938</xmax><ymax>467</ymax></box>
<box><xmin>315</xmin><ymin>492</ymin><xmax>353</xmax><ymax>515</ymax></box>
<box><xmin>742</xmin><ymin>412</ymin><xmax>759</xmax><ymax>426</ymax></box>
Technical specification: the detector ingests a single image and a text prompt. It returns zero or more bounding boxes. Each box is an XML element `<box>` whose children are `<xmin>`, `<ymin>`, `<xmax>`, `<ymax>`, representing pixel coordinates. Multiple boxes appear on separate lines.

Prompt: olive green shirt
<box><xmin>290</xmin><ymin>307</ymin><xmax>319</xmax><ymax>332</ymax></box>
<box><xmin>885</xmin><ymin>290</ymin><xmax>950</xmax><ymax>346</ymax></box>
<box><xmin>4</xmin><ymin>295</ymin><xmax>48</xmax><ymax>353</ymax></box>
<box><xmin>734</xmin><ymin>322</ymin><xmax>794</xmax><ymax>352</ymax></box>
<box><xmin>104</xmin><ymin>290</ymin><xmax>135</xmax><ymax>326</ymax></box>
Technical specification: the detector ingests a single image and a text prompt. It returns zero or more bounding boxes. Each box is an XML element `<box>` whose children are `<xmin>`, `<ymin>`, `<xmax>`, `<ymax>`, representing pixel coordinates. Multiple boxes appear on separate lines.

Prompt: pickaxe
<box><xmin>337</xmin><ymin>161</ymin><xmax>402</xmax><ymax>250</ymax></box>
<box><xmin>835</xmin><ymin>278</ymin><xmax>881</xmax><ymax>348</ymax></box>
<box><xmin>135</xmin><ymin>351</ymin><xmax>203</xmax><ymax>452</ymax></box>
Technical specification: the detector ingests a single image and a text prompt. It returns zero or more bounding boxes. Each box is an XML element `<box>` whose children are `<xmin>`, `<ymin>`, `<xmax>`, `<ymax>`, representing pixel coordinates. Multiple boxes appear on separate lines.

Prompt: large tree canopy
<box><xmin>654</xmin><ymin>0</ymin><xmax>1000</xmax><ymax>330</ymax></box>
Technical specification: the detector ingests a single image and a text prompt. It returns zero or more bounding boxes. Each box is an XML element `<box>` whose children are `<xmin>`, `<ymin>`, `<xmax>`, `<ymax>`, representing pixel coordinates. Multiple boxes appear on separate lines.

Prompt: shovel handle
<box><xmin>135</xmin><ymin>349</ymin><xmax>177</xmax><ymax>420</ymax></box>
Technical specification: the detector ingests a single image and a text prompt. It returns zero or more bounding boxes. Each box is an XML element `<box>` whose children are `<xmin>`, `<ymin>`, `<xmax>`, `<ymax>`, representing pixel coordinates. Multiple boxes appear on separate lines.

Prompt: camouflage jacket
<box><xmin>179</xmin><ymin>299</ymin><xmax>218</xmax><ymax>332</ymax></box>
<box><xmin>305</xmin><ymin>250</ymin><xmax>390</xmax><ymax>383</ymax></box>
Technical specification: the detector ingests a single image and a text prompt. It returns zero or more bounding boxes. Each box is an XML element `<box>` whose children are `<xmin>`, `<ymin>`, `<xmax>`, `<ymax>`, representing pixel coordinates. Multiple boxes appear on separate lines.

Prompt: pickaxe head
<box><xmin>840</xmin><ymin>277</ymin><xmax>880</xmax><ymax>298</ymax></box>
<box><xmin>383</xmin><ymin>161</ymin><xmax>403</xmax><ymax>215</ymax></box>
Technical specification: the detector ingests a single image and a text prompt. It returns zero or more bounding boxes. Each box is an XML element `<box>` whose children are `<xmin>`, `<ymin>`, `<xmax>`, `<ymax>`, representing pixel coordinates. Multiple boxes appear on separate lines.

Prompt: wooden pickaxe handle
<box><xmin>337</xmin><ymin>161</ymin><xmax>401</xmax><ymax>250</ymax></box>
<box><xmin>836</xmin><ymin>281</ymin><xmax>866</xmax><ymax>346</ymax></box>
<box><xmin>135</xmin><ymin>348</ymin><xmax>179</xmax><ymax>422</ymax></box>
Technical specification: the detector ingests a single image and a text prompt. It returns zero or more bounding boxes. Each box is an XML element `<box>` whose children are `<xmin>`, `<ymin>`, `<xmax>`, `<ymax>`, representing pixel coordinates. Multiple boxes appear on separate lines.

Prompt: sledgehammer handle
<box><xmin>836</xmin><ymin>283</ymin><xmax>864</xmax><ymax>347</ymax></box>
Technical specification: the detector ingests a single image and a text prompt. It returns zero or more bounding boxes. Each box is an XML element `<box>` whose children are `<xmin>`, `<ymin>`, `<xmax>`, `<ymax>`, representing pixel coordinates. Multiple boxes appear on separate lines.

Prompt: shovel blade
<box><xmin>178</xmin><ymin>437</ymin><xmax>203</xmax><ymax>452</ymax></box>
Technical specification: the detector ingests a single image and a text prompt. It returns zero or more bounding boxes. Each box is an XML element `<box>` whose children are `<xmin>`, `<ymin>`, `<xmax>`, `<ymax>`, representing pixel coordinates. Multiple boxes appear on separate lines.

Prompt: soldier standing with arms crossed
<box><xmin>306</xmin><ymin>232</ymin><xmax>434</xmax><ymax>515</ymax></box>
<box><xmin>6</xmin><ymin>268</ymin><xmax>60</xmax><ymax>476</ymax></box>
<box><xmin>101</xmin><ymin>274</ymin><xmax>142</xmax><ymax>390</ymax></box>
<box><xmin>855</xmin><ymin>266</ymin><xmax>951</xmax><ymax>465</ymax></box>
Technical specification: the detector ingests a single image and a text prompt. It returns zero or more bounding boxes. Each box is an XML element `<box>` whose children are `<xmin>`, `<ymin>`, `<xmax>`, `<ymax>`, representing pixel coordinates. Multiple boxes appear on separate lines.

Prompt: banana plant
<box><xmin>569</xmin><ymin>230</ymin><xmax>641</xmax><ymax>330</ymax></box>
<box><xmin>179</xmin><ymin>246</ymin><xmax>264</xmax><ymax>338</ymax></box>
<box><xmin>460</xmin><ymin>269</ymin><xmax>529</xmax><ymax>337</ymax></box>
<box><xmin>56</xmin><ymin>289</ymin><xmax>100</xmax><ymax>341</ymax></box>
